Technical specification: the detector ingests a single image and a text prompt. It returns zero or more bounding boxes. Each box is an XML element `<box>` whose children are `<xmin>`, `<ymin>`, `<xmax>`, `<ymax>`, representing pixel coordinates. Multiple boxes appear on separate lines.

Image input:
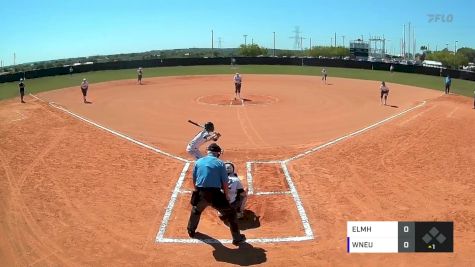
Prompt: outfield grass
<box><xmin>1</xmin><ymin>65</ymin><xmax>474</xmax><ymax>100</ymax></box>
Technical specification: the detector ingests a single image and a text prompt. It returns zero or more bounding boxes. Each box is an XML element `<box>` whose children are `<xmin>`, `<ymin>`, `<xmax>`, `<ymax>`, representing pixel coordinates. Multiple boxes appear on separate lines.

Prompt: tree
<box><xmin>308</xmin><ymin>46</ymin><xmax>349</xmax><ymax>58</ymax></box>
<box><xmin>239</xmin><ymin>44</ymin><xmax>268</xmax><ymax>56</ymax></box>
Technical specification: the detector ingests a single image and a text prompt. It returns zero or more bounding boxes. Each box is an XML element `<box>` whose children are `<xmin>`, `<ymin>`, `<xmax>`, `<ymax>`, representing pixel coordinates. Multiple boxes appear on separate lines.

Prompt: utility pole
<box><xmin>211</xmin><ymin>30</ymin><xmax>214</xmax><ymax>57</ymax></box>
<box><xmin>273</xmin><ymin>32</ymin><xmax>276</xmax><ymax>57</ymax></box>
<box><xmin>341</xmin><ymin>35</ymin><xmax>345</xmax><ymax>47</ymax></box>
<box><xmin>334</xmin><ymin>32</ymin><xmax>337</xmax><ymax>47</ymax></box>
<box><xmin>218</xmin><ymin>37</ymin><xmax>222</xmax><ymax>48</ymax></box>
<box><xmin>13</xmin><ymin>52</ymin><xmax>16</xmax><ymax>66</ymax></box>
<box><xmin>243</xmin><ymin>34</ymin><xmax>248</xmax><ymax>46</ymax></box>
<box><xmin>408</xmin><ymin>22</ymin><xmax>411</xmax><ymax>59</ymax></box>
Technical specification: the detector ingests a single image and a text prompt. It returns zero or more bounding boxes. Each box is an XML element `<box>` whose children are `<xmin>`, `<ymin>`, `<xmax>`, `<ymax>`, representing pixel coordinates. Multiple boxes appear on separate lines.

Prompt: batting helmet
<box><xmin>204</xmin><ymin>122</ymin><xmax>214</xmax><ymax>132</ymax></box>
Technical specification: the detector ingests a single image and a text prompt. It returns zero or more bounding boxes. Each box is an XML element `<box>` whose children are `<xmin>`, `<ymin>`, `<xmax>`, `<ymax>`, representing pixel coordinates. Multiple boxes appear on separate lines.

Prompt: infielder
<box><xmin>186</xmin><ymin>122</ymin><xmax>221</xmax><ymax>160</ymax></box>
<box><xmin>233</xmin><ymin>73</ymin><xmax>242</xmax><ymax>99</ymax></box>
<box><xmin>380</xmin><ymin>81</ymin><xmax>389</xmax><ymax>105</ymax></box>
<box><xmin>224</xmin><ymin>162</ymin><xmax>247</xmax><ymax>219</ymax></box>
<box><xmin>80</xmin><ymin>78</ymin><xmax>89</xmax><ymax>103</ymax></box>
<box><xmin>137</xmin><ymin>67</ymin><xmax>143</xmax><ymax>85</ymax></box>
<box><xmin>18</xmin><ymin>78</ymin><xmax>26</xmax><ymax>103</ymax></box>
<box><xmin>322</xmin><ymin>68</ymin><xmax>328</xmax><ymax>84</ymax></box>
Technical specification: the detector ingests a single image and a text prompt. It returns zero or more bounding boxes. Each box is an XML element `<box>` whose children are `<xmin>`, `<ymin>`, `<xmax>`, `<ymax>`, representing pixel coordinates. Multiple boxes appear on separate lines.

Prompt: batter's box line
<box><xmin>179</xmin><ymin>190</ymin><xmax>290</xmax><ymax>195</ymax></box>
<box><xmin>156</xmin><ymin>160</ymin><xmax>314</xmax><ymax>244</ymax></box>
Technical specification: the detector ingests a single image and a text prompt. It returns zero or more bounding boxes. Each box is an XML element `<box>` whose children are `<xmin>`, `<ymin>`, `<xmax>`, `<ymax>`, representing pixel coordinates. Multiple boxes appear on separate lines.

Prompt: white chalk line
<box><xmin>159</xmin><ymin>236</ymin><xmax>312</xmax><ymax>244</ymax></box>
<box><xmin>180</xmin><ymin>190</ymin><xmax>290</xmax><ymax>196</ymax></box>
<box><xmin>254</xmin><ymin>191</ymin><xmax>291</xmax><ymax>196</ymax></box>
<box><xmin>156</xmin><ymin>162</ymin><xmax>191</xmax><ymax>241</ymax></box>
<box><xmin>283</xmin><ymin>100</ymin><xmax>427</xmax><ymax>163</ymax></box>
<box><xmin>246</xmin><ymin>162</ymin><xmax>254</xmax><ymax>195</ymax></box>
<box><xmin>45</xmin><ymin>102</ymin><xmax>189</xmax><ymax>163</ymax></box>
<box><xmin>281</xmin><ymin>162</ymin><xmax>314</xmax><ymax>238</ymax></box>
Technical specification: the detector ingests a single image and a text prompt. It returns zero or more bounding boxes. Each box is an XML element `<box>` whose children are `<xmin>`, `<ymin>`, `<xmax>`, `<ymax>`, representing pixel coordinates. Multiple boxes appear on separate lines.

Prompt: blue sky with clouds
<box><xmin>1</xmin><ymin>0</ymin><xmax>474</xmax><ymax>65</ymax></box>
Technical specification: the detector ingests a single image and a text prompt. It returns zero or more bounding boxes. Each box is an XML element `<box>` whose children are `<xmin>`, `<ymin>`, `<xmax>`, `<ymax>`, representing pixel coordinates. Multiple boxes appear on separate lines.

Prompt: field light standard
<box><xmin>243</xmin><ymin>34</ymin><xmax>248</xmax><ymax>46</ymax></box>
<box><xmin>454</xmin><ymin>40</ymin><xmax>458</xmax><ymax>68</ymax></box>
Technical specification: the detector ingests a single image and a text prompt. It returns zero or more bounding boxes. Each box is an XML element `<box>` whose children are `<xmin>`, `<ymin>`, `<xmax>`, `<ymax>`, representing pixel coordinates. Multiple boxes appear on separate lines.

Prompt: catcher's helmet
<box><xmin>204</xmin><ymin>121</ymin><xmax>214</xmax><ymax>132</ymax></box>
<box><xmin>224</xmin><ymin>162</ymin><xmax>235</xmax><ymax>175</ymax></box>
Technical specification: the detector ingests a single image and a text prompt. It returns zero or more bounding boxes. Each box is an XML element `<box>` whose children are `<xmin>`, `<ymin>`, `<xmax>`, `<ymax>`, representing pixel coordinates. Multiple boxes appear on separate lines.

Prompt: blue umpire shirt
<box><xmin>193</xmin><ymin>154</ymin><xmax>228</xmax><ymax>189</ymax></box>
<box><xmin>445</xmin><ymin>76</ymin><xmax>451</xmax><ymax>85</ymax></box>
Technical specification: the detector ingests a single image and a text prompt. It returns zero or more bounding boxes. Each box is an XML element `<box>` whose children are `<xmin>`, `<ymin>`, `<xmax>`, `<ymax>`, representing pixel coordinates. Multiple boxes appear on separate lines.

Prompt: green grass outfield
<box><xmin>1</xmin><ymin>65</ymin><xmax>474</xmax><ymax>100</ymax></box>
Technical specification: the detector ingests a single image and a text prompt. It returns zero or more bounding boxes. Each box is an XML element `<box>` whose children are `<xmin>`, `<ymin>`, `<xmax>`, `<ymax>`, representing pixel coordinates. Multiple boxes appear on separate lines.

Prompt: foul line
<box><xmin>156</xmin><ymin>162</ymin><xmax>191</xmax><ymax>242</ymax></box>
<box><xmin>44</xmin><ymin>101</ymin><xmax>189</xmax><ymax>163</ymax></box>
<box><xmin>283</xmin><ymin>100</ymin><xmax>427</xmax><ymax>163</ymax></box>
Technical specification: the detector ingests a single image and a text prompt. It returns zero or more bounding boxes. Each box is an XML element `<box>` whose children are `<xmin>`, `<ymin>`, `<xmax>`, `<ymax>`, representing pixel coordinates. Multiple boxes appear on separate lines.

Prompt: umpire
<box><xmin>187</xmin><ymin>143</ymin><xmax>246</xmax><ymax>246</ymax></box>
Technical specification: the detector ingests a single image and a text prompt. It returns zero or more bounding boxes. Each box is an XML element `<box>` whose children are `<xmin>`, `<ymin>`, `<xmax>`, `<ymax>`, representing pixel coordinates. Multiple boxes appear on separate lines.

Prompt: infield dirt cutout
<box><xmin>1</xmin><ymin>74</ymin><xmax>474</xmax><ymax>266</ymax></box>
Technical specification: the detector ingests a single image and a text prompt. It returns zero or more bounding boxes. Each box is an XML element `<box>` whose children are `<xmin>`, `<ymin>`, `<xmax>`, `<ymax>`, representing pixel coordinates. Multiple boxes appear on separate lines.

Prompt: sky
<box><xmin>1</xmin><ymin>0</ymin><xmax>474</xmax><ymax>65</ymax></box>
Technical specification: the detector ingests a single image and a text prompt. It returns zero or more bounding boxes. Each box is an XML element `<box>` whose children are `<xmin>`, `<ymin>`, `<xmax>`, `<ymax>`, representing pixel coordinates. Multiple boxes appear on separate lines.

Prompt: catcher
<box><xmin>186</xmin><ymin>121</ymin><xmax>221</xmax><ymax>159</ymax></box>
<box><xmin>224</xmin><ymin>162</ymin><xmax>247</xmax><ymax>219</ymax></box>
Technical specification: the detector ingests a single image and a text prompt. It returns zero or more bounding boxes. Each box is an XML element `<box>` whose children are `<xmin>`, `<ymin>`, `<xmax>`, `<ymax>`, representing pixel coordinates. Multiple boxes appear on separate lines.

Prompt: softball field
<box><xmin>0</xmin><ymin>74</ymin><xmax>474</xmax><ymax>266</ymax></box>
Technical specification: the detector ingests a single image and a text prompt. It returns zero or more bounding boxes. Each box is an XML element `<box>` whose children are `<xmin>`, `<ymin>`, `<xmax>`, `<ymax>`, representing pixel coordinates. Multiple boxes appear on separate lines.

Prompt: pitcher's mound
<box><xmin>197</xmin><ymin>94</ymin><xmax>278</xmax><ymax>106</ymax></box>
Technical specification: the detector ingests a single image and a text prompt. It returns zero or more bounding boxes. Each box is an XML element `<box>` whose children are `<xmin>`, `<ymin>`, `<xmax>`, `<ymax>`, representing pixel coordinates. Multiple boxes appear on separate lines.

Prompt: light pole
<box><xmin>454</xmin><ymin>40</ymin><xmax>458</xmax><ymax>68</ymax></box>
<box><xmin>273</xmin><ymin>32</ymin><xmax>276</xmax><ymax>57</ymax></box>
<box><xmin>243</xmin><ymin>34</ymin><xmax>248</xmax><ymax>46</ymax></box>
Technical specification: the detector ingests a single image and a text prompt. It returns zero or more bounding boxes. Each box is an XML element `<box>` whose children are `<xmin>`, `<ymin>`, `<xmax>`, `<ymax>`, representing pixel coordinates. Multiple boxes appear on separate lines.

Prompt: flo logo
<box><xmin>427</xmin><ymin>14</ymin><xmax>454</xmax><ymax>23</ymax></box>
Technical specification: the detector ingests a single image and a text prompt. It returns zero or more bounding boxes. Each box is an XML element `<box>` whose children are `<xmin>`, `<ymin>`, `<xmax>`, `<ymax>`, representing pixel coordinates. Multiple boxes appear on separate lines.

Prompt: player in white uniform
<box><xmin>380</xmin><ymin>81</ymin><xmax>390</xmax><ymax>105</ymax></box>
<box><xmin>321</xmin><ymin>68</ymin><xmax>328</xmax><ymax>84</ymax></box>
<box><xmin>224</xmin><ymin>162</ymin><xmax>247</xmax><ymax>219</ymax></box>
<box><xmin>233</xmin><ymin>73</ymin><xmax>242</xmax><ymax>99</ymax></box>
<box><xmin>186</xmin><ymin>122</ymin><xmax>221</xmax><ymax>159</ymax></box>
<box><xmin>80</xmin><ymin>78</ymin><xmax>89</xmax><ymax>103</ymax></box>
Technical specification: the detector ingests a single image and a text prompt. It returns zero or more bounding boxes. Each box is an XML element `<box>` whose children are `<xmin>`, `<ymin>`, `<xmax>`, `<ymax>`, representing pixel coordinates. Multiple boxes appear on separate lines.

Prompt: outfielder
<box><xmin>137</xmin><ymin>67</ymin><xmax>143</xmax><ymax>85</ymax></box>
<box><xmin>233</xmin><ymin>73</ymin><xmax>242</xmax><ymax>99</ymax></box>
<box><xmin>18</xmin><ymin>78</ymin><xmax>26</xmax><ymax>103</ymax></box>
<box><xmin>322</xmin><ymin>68</ymin><xmax>328</xmax><ymax>84</ymax></box>
<box><xmin>186</xmin><ymin>122</ymin><xmax>221</xmax><ymax>159</ymax></box>
<box><xmin>80</xmin><ymin>78</ymin><xmax>89</xmax><ymax>103</ymax></box>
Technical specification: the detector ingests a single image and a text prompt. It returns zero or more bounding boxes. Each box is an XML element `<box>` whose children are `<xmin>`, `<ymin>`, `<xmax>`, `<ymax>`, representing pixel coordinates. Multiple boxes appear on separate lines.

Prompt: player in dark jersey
<box><xmin>19</xmin><ymin>78</ymin><xmax>25</xmax><ymax>103</ymax></box>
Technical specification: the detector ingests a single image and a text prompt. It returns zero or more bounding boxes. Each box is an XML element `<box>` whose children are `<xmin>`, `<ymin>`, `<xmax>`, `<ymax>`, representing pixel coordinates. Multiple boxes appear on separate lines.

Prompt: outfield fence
<box><xmin>1</xmin><ymin>57</ymin><xmax>474</xmax><ymax>83</ymax></box>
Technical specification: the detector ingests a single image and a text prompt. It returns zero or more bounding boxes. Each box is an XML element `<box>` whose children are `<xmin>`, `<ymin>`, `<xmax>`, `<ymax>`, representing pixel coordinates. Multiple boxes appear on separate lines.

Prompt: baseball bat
<box><xmin>187</xmin><ymin>120</ymin><xmax>204</xmax><ymax>128</ymax></box>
